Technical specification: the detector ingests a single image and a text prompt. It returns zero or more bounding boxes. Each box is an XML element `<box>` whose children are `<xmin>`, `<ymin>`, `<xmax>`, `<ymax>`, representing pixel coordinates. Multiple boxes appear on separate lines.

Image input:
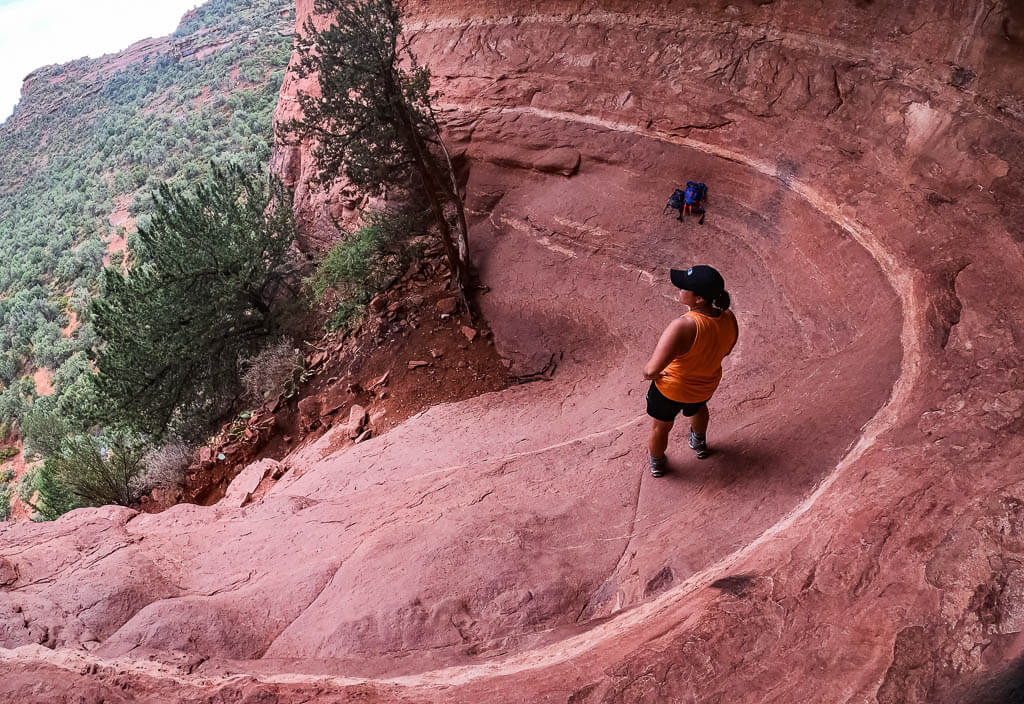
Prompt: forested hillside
<box><xmin>0</xmin><ymin>0</ymin><xmax>294</xmax><ymax>516</ymax></box>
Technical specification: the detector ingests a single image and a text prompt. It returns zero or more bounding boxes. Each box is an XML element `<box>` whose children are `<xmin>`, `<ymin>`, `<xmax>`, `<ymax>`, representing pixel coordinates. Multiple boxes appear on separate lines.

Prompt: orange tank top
<box><xmin>655</xmin><ymin>310</ymin><xmax>738</xmax><ymax>403</ymax></box>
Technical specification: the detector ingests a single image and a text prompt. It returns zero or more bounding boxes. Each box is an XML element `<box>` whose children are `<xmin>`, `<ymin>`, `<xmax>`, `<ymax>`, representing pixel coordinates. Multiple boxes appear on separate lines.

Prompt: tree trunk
<box><xmin>432</xmin><ymin>124</ymin><xmax>471</xmax><ymax>266</ymax></box>
<box><xmin>396</xmin><ymin>104</ymin><xmax>474</xmax><ymax>313</ymax></box>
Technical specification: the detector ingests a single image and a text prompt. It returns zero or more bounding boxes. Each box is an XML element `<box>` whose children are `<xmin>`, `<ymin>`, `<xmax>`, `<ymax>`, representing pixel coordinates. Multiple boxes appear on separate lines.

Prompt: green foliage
<box><xmin>0</xmin><ymin>0</ymin><xmax>293</xmax><ymax>438</ymax></box>
<box><xmin>16</xmin><ymin>469</ymin><xmax>38</xmax><ymax>505</ymax></box>
<box><xmin>292</xmin><ymin>0</ymin><xmax>431</xmax><ymax>192</ymax></box>
<box><xmin>0</xmin><ymin>465</ymin><xmax>14</xmax><ymax>521</ymax></box>
<box><xmin>291</xmin><ymin>0</ymin><xmax>472</xmax><ymax>298</ymax></box>
<box><xmin>308</xmin><ymin>207</ymin><xmax>425</xmax><ymax>330</ymax></box>
<box><xmin>0</xmin><ymin>447</ymin><xmax>19</xmax><ymax>461</ymax></box>
<box><xmin>21</xmin><ymin>412</ymin><xmax>145</xmax><ymax>511</ymax></box>
<box><xmin>16</xmin><ymin>463</ymin><xmax>81</xmax><ymax>521</ymax></box>
<box><xmin>91</xmin><ymin>163</ymin><xmax>298</xmax><ymax>439</ymax></box>
<box><xmin>309</xmin><ymin>225</ymin><xmax>384</xmax><ymax>301</ymax></box>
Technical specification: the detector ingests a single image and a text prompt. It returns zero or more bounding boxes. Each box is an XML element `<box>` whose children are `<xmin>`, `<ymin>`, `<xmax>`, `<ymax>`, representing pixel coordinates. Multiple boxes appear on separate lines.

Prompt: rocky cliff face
<box><xmin>3</xmin><ymin>2</ymin><xmax>1024</xmax><ymax>702</ymax></box>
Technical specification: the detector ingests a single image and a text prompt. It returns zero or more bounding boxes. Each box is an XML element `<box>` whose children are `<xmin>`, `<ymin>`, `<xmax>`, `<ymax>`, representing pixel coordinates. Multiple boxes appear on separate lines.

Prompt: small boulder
<box><xmin>367</xmin><ymin>371</ymin><xmax>389</xmax><ymax>390</ymax></box>
<box><xmin>435</xmin><ymin>297</ymin><xmax>458</xmax><ymax>315</ymax></box>
<box><xmin>297</xmin><ymin>396</ymin><xmax>322</xmax><ymax>432</ymax></box>
<box><xmin>408</xmin><ymin>360</ymin><xmax>430</xmax><ymax>369</ymax></box>
<box><xmin>0</xmin><ymin>558</ymin><xmax>19</xmax><ymax>587</ymax></box>
<box><xmin>221</xmin><ymin>459</ymin><xmax>282</xmax><ymax>508</ymax></box>
<box><xmin>368</xmin><ymin>294</ymin><xmax>387</xmax><ymax>313</ymax></box>
<box><xmin>347</xmin><ymin>404</ymin><xmax>367</xmax><ymax>439</ymax></box>
<box><xmin>461</xmin><ymin>326</ymin><xmax>478</xmax><ymax>342</ymax></box>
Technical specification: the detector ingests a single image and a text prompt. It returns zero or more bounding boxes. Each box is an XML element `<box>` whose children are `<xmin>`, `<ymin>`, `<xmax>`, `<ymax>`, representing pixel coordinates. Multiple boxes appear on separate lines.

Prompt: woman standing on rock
<box><xmin>642</xmin><ymin>265</ymin><xmax>738</xmax><ymax>477</ymax></box>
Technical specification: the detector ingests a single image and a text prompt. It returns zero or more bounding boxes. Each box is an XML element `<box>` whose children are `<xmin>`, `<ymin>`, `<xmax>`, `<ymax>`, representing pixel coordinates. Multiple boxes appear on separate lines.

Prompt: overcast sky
<box><xmin>0</xmin><ymin>0</ymin><xmax>201</xmax><ymax>122</ymax></box>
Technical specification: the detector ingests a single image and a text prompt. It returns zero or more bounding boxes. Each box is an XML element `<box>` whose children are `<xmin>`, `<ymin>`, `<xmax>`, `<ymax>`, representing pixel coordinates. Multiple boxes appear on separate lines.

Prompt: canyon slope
<box><xmin>2</xmin><ymin>1</ymin><xmax>1024</xmax><ymax>702</ymax></box>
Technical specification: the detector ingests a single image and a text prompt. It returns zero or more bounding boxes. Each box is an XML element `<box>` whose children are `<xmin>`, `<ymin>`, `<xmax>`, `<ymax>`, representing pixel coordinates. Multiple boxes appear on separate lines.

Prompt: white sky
<box><xmin>0</xmin><ymin>0</ymin><xmax>202</xmax><ymax>122</ymax></box>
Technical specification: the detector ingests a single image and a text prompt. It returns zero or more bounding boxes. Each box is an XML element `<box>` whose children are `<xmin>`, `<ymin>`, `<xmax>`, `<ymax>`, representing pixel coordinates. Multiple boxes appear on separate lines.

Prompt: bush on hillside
<box><xmin>241</xmin><ymin>339</ymin><xmax>306</xmax><ymax>404</ymax></box>
<box><xmin>22</xmin><ymin>412</ymin><xmax>147</xmax><ymax>510</ymax></box>
<box><xmin>131</xmin><ymin>440</ymin><xmax>195</xmax><ymax>495</ymax></box>
<box><xmin>307</xmin><ymin>207</ymin><xmax>427</xmax><ymax>330</ymax></box>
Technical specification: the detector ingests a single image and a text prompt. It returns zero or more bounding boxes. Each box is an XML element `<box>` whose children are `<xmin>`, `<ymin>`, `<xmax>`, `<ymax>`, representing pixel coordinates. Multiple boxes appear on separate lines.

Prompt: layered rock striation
<box><xmin>3</xmin><ymin>2</ymin><xmax>1024</xmax><ymax>702</ymax></box>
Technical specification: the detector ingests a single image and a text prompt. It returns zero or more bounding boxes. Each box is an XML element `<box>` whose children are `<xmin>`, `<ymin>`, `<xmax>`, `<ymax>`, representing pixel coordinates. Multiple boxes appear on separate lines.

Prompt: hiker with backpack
<box><xmin>642</xmin><ymin>265</ymin><xmax>738</xmax><ymax>477</ymax></box>
<box><xmin>665</xmin><ymin>181</ymin><xmax>707</xmax><ymax>224</ymax></box>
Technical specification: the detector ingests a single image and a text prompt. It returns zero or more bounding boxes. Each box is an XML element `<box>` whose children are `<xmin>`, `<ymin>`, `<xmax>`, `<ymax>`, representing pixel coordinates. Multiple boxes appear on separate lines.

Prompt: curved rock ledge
<box><xmin>3</xmin><ymin>2</ymin><xmax>1023</xmax><ymax>702</ymax></box>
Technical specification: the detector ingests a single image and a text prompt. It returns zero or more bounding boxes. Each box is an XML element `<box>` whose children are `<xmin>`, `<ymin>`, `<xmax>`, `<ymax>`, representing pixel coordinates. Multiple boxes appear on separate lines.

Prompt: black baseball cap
<box><xmin>670</xmin><ymin>265</ymin><xmax>725</xmax><ymax>299</ymax></box>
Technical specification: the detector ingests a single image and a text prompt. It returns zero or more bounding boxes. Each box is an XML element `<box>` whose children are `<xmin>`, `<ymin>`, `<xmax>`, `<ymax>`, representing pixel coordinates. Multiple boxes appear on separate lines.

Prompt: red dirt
<box><xmin>31</xmin><ymin>368</ymin><xmax>54</xmax><ymax>397</ymax></box>
<box><xmin>61</xmin><ymin>308</ymin><xmax>79</xmax><ymax>339</ymax></box>
<box><xmin>108</xmin><ymin>194</ymin><xmax>134</xmax><ymax>228</ymax></box>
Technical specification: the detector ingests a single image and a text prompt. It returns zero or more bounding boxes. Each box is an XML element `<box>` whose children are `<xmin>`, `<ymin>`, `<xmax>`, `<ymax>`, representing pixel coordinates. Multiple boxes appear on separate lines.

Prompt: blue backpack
<box><xmin>683</xmin><ymin>181</ymin><xmax>707</xmax><ymax>205</ymax></box>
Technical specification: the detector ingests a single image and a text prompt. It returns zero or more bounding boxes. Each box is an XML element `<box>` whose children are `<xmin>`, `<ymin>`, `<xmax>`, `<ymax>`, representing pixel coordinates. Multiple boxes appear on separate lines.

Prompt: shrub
<box><xmin>307</xmin><ymin>207</ymin><xmax>426</xmax><ymax>330</ymax></box>
<box><xmin>90</xmin><ymin>162</ymin><xmax>298</xmax><ymax>439</ymax></box>
<box><xmin>131</xmin><ymin>440</ymin><xmax>195</xmax><ymax>495</ymax></box>
<box><xmin>0</xmin><ymin>484</ymin><xmax>10</xmax><ymax>521</ymax></box>
<box><xmin>241</xmin><ymin>338</ymin><xmax>305</xmax><ymax>403</ymax></box>
<box><xmin>0</xmin><ymin>446</ymin><xmax>18</xmax><ymax>461</ymax></box>
<box><xmin>21</xmin><ymin>412</ymin><xmax>147</xmax><ymax>509</ymax></box>
<box><xmin>308</xmin><ymin>223</ymin><xmax>385</xmax><ymax>302</ymax></box>
<box><xmin>25</xmin><ymin>462</ymin><xmax>82</xmax><ymax>521</ymax></box>
<box><xmin>16</xmin><ymin>468</ymin><xmax>38</xmax><ymax>505</ymax></box>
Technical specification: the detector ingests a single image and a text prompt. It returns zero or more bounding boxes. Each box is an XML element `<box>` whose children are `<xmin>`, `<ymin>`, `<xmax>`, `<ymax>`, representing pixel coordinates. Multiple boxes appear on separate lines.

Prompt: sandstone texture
<box><xmin>3</xmin><ymin>2</ymin><xmax>1024</xmax><ymax>702</ymax></box>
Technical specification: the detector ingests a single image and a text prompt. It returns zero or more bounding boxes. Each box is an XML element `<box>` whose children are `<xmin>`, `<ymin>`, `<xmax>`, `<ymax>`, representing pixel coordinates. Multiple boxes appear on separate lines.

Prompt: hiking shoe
<box><xmin>649</xmin><ymin>454</ymin><xmax>667</xmax><ymax>477</ymax></box>
<box><xmin>689</xmin><ymin>430</ymin><xmax>710</xmax><ymax>459</ymax></box>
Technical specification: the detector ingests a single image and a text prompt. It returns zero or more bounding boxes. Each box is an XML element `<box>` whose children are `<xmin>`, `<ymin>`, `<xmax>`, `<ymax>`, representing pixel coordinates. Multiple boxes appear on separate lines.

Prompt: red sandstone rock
<box><xmin>346</xmin><ymin>404</ymin><xmax>367</xmax><ymax>439</ymax></box>
<box><xmin>367</xmin><ymin>371</ymin><xmax>389</xmax><ymax>390</ymax></box>
<box><xmin>296</xmin><ymin>396</ymin><xmax>321</xmax><ymax>432</ymax></box>
<box><xmin>221</xmin><ymin>459</ymin><xmax>282</xmax><ymax>508</ymax></box>
<box><xmin>435</xmin><ymin>296</ymin><xmax>458</xmax><ymax>314</ymax></box>
<box><xmin>3</xmin><ymin>2</ymin><xmax>1024</xmax><ymax>703</ymax></box>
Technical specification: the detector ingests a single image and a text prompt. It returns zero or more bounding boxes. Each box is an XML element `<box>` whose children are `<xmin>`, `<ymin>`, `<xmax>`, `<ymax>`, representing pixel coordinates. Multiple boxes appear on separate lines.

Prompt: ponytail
<box><xmin>711</xmin><ymin>289</ymin><xmax>731</xmax><ymax>311</ymax></box>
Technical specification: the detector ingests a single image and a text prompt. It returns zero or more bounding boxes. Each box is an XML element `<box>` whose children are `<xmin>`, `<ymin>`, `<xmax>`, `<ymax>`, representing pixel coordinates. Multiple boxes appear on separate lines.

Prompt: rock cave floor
<box><xmin>1</xmin><ymin>124</ymin><xmax>913</xmax><ymax>693</ymax></box>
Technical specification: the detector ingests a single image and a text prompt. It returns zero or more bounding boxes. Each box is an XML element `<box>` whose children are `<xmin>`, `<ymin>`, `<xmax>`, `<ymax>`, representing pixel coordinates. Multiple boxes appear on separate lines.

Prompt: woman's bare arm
<box><xmin>724</xmin><ymin>310</ymin><xmax>739</xmax><ymax>356</ymax></box>
<box><xmin>643</xmin><ymin>316</ymin><xmax>696</xmax><ymax>379</ymax></box>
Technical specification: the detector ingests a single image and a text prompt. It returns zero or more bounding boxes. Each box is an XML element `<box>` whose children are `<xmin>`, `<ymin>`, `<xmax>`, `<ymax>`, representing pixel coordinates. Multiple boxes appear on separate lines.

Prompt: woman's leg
<box><xmin>649</xmin><ymin>418</ymin><xmax>674</xmax><ymax>458</ymax></box>
<box><xmin>690</xmin><ymin>405</ymin><xmax>709</xmax><ymax>436</ymax></box>
<box><xmin>688</xmin><ymin>405</ymin><xmax>711</xmax><ymax>459</ymax></box>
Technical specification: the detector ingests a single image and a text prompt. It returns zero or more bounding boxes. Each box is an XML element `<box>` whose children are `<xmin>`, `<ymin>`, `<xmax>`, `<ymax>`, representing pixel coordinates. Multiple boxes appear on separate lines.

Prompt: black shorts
<box><xmin>646</xmin><ymin>381</ymin><xmax>709</xmax><ymax>423</ymax></box>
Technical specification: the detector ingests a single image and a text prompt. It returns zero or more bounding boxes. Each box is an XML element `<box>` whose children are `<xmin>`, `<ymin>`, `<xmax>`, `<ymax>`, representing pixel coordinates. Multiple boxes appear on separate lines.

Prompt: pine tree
<box><xmin>289</xmin><ymin>0</ymin><xmax>473</xmax><ymax>306</ymax></box>
<box><xmin>90</xmin><ymin>163</ymin><xmax>298</xmax><ymax>439</ymax></box>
